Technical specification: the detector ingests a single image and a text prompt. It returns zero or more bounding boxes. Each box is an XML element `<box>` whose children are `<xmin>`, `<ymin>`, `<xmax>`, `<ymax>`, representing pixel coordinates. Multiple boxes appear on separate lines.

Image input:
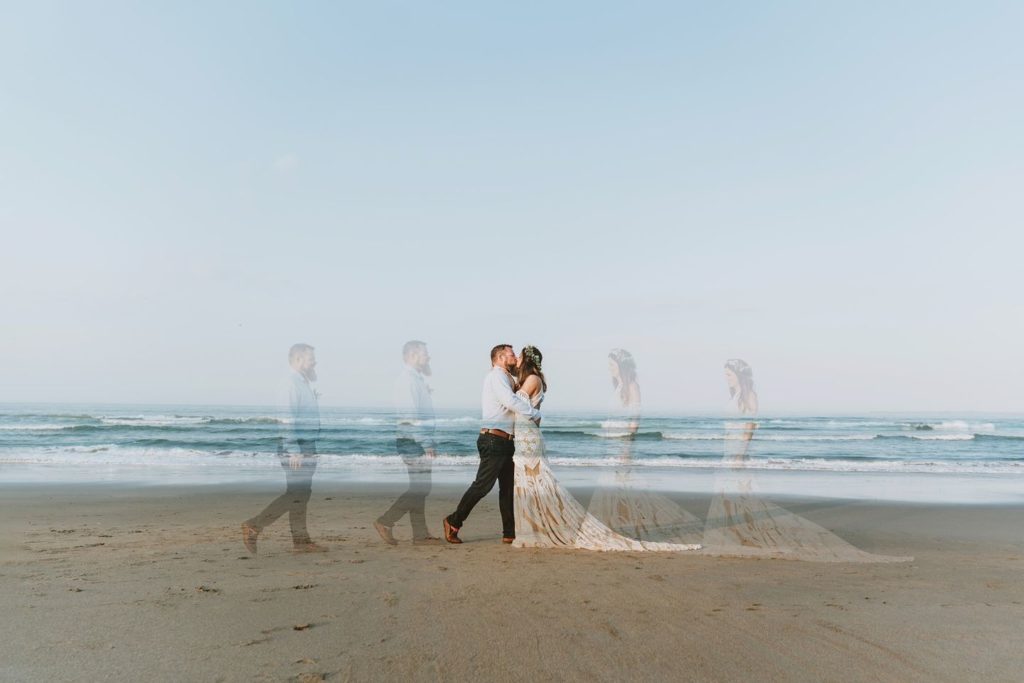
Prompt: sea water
<box><xmin>2</xmin><ymin>404</ymin><xmax>1022</xmax><ymax>503</ymax></box>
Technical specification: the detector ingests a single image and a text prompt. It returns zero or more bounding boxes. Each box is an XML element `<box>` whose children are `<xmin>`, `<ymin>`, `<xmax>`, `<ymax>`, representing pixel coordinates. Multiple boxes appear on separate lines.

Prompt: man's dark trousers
<box><xmin>447</xmin><ymin>433</ymin><xmax>515</xmax><ymax>538</ymax></box>
<box><xmin>378</xmin><ymin>438</ymin><xmax>433</xmax><ymax>539</ymax></box>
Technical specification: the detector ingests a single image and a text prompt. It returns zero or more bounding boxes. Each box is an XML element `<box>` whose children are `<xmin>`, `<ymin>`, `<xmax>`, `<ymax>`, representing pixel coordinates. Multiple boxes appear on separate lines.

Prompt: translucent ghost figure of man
<box><xmin>241</xmin><ymin>343</ymin><xmax>326</xmax><ymax>554</ymax></box>
<box><xmin>374</xmin><ymin>340</ymin><xmax>440</xmax><ymax>545</ymax></box>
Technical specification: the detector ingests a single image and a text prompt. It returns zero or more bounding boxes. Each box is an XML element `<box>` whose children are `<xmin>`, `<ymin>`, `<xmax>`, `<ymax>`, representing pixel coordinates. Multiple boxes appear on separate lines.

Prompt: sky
<box><xmin>1</xmin><ymin>2</ymin><xmax>1022</xmax><ymax>413</ymax></box>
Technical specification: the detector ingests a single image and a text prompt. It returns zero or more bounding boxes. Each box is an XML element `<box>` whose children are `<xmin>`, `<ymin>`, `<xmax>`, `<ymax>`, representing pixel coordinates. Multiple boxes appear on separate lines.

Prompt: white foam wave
<box><xmin>313</xmin><ymin>416</ymin><xmax>479</xmax><ymax>428</ymax></box>
<box><xmin>100</xmin><ymin>415</ymin><xmax>210</xmax><ymax>427</ymax></box>
<box><xmin>928</xmin><ymin>420</ymin><xmax>995</xmax><ymax>432</ymax></box>
<box><xmin>0</xmin><ymin>446</ymin><xmax>262</xmax><ymax>467</ymax></box>
<box><xmin>764</xmin><ymin>434</ymin><xmax>876</xmax><ymax>441</ymax></box>
<box><xmin>2</xmin><ymin>446</ymin><xmax>1021</xmax><ymax>476</ymax></box>
<box><xmin>333</xmin><ymin>454</ymin><xmax>1024</xmax><ymax>475</ymax></box>
<box><xmin>212</xmin><ymin>416</ymin><xmax>285</xmax><ymax>425</ymax></box>
<box><xmin>827</xmin><ymin>420</ymin><xmax>903</xmax><ymax>428</ymax></box>
<box><xmin>0</xmin><ymin>424</ymin><xmax>81</xmax><ymax>431</ymax></box>
<box><xmin>662</xmin><ymin>433</ymin><xmax>876</xmax><ymax>442</ymax></box>
<box><xmin>589</xmin><ymin>431</ymin><xmax>635</xmax><ymax>439</ymax></box>
<box><xmin>540</xmin><ymin>456</ymin><xmax>1024</xmax><ymax>475</ymax></box>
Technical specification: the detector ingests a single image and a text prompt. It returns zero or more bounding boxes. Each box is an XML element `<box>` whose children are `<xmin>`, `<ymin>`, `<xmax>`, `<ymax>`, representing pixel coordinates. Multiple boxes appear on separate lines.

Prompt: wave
<box><xmin>1</xmin><ymin>423</ymin><xmax>222</xmax><ymax>435</ymax></box>
<box><xmin>574</xmin><ymin>431</ymin><xmax>885</xmax><ymax>442</ymax></box>
<box><xmin>0</xmin><ymin>424</ymin><xmax>87</xmax><ymax>431</ymax></box>
<box><xmin>0</xmin><ymin>413</ymin><xmax>97</xmax><ymax>420</ymax></box>
<box><xmin>663</xmin><ymin>433</ymin><xmax>877</xmax><ymax>442</ymax></box>
<box><xmin>975</xmin><ymin>433</ymin><xmax>1024</xmax><ymax>442</ymax></box>
<box><xmin>207</xmin><ymin>417</ymin><xmax>286</xmax><ymax>425</ymax></box>
<box><xmin>56</xmin><ymin>444</ymin><xmax>116</xmax><ymax>453</ymax></box>
<box><xmin>544</xmin><ymin>456</ymin><xmax>1024</xmax><ymax>474</ymax></box>
<box><xmin>353</xmin><ymin>453</ymin><xmax>1024</xmax><ymax>474</ymax></box>
<box><xmin>875</xmin><ymin>434</ymin><xmax>976</xmax><ymax>441</ymax></box>
<box><xmin>0</xmin><ymin>417</ymin><xmax>289</xmax><ymax>431</ymax></box>
<box><xmin>100</xmin><ymin>415</ymin><xmax>212</xmax><ymax>427</ymax></box>
<box><xmin>572</xmin><ymin>430</ymin><xmax>664</xmax><ymax>440</ymax></box>
<box><xmin>114</xmin><ymin>415</ymin><xmax>286</xmax><ymax>426</ymax></box>
<box><xmin>545</xmin><ymin>430</ymin><xmax>595</xmax><ymax>437</ymax></box>
<box><xmin>3</xmin><ymin>445</ymin><xmax>1022</xmax><ymax>476</ymax></box>
<box><xmin>274</xmin><ymin>416</ymin><xmax>480</xmax><ymax>428</ymax></box>
<box><xmin>4</xmin><ymin>422</ymin><xmax>1017</xmax><ymax>451</ymax></box>
<box><xmin>907</xmin><ymin>420</ymin><xmax>995</xmax><ymax>433</ymax></box>
<box><xmin>0</xmin><ymin>445</ymin><xmax>266</xmax><ymax>466</ymax></box>
<box><xmin>662</xmin><ymin>433</ymin><xmax>724</xmax><ymax>441</ymax></box>
<box><xmin>768</xmin><ymin>419</ymin><xmax>901</xmax><ymax>429</ymax></box>
<box><xmin>578</xmin><ymin>431</ymin><xmax>999</xmax><ymax>443</ymax></box>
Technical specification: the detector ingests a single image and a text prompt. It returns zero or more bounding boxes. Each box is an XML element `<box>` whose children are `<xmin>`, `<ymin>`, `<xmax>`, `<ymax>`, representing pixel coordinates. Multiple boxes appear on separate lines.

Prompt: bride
<box><xmin>702</xmin><ymin>359</ymin><xmax>910</xmax><ymax>562</ymax></box>
<box><xmin>587</xmin><ymin>349</ymin><xmax>703</xmax><ymax>546</ymax></box>
<box><xmin>510</xmin><ymin>345</ymin><xmax>700</xmax><ymax>552</ymax></box>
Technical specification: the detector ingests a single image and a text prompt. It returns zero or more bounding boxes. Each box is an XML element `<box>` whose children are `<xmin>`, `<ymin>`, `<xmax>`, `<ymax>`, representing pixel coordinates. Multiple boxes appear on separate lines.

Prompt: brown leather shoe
<box><xmin>502</xmin><ymin>537</ymin><xmax>515</xmax><ymax>544</ymax></box>
<box><xmin>443</xmin><ymin>518</ymin><xmax>462</xmax><ymax>544</ymax></box>
<box><xmin>373</xmin><ymin>521</ymin><xmax>398</xmax><ymax>545</ymax></box>
<box><xmin>241</xmin><ymin>523</ymin><xmax>259</xmax><ymax>555</ymax></box>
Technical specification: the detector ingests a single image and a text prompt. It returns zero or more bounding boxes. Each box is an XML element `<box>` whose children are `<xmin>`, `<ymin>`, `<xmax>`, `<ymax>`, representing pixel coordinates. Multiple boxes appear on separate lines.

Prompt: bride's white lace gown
<box><xmin>512</xmin><ymin>389</ymin><xmax>700</xmax><ymax>552</ymax></box>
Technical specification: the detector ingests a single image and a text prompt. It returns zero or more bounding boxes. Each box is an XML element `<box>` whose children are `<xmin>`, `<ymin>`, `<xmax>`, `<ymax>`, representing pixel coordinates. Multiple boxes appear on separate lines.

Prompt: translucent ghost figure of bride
<box><xmin>511</xmin><ymin>346</ymin><xmax>700</xmax><ymax>551</ymax></box>
<box><xmin>583</xmin><ymin>349</ymin><xmax>703</xmax><ymax>546</ymax></box>
<box><xmin>702</xmin><ymin>359</ymin><xmax>911</xmax><ymax>562</ymax></box>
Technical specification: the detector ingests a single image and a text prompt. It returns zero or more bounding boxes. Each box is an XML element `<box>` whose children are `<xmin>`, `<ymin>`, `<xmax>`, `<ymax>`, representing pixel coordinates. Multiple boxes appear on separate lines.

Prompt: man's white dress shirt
<box><xmin>481</xmin><ymin>366</ymin><xmax>541</xmax><ymax>433</ymax></box>
<box><xmin>394</xmin><ymin>363</ymin><xmax>435</xmax><ymax>448</ymax></box>
<box><xmin>283</xmin><ymin>369</ymin><xmax>320</xmax><ymax>452</ymax></box>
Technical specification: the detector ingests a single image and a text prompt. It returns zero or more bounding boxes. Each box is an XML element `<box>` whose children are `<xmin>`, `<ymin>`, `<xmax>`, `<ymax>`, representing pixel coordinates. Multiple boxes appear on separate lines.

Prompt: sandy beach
<box><xmin>1</xmin><ymin>481</ymin><xmax>1021</xmax><ymax>682</ymax></box>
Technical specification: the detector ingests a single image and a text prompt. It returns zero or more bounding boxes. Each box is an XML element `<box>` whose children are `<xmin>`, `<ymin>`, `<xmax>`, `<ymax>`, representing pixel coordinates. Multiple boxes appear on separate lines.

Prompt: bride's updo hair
<box><xmin>516</xmin><ymin>345</ymin><xmax>547</xmax><ymax>392</ymax></box>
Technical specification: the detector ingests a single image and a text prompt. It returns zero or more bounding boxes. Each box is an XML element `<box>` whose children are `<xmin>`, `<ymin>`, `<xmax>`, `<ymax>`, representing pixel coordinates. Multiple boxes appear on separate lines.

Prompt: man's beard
<box><xmin>419</xmin><ymin>363</ymin><xmax>432</xmax><ymax>377</ymax></box>
<box><xmin>304</xmin><ymin>368</ymin><xmax>318</xmax><ymax>382</ymax></box>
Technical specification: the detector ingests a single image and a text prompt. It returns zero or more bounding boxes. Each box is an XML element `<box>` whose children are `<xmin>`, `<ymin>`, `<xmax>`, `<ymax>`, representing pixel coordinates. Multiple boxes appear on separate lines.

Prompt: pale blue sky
<box><xmin>1</xmin><ymin>2</ymin><xmax>1022</xmax><ymax>412</ymax></box>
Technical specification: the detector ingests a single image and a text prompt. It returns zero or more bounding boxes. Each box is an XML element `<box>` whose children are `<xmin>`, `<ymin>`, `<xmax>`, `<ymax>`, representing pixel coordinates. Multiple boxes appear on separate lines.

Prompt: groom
<box><xmin>443</xmin><ymin>344</ymin><xmax>541</xmax><ymax>544</ymax></box>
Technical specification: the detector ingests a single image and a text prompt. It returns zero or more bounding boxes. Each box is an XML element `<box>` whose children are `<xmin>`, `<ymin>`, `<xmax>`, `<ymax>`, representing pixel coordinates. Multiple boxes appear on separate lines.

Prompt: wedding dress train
<box><xmin>512</xmin><ymin>390</ymin><xmax>700</xmax><ymax>552</ymax></box>
<box><xmin>586</xmin><ymin>413</ymin><xmax>703</xmax><ymax>546</ymax></box>
<box><xmin>702</xmin><ymin>420</ymin><xmax>912</xmax><ymax>563</ymax></box>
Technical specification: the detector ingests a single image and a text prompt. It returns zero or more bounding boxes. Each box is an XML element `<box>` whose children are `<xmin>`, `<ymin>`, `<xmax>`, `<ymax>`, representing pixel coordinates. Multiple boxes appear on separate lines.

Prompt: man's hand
<box><xmin>288</xmin><ymin>454</ymin><xmax>303</xmax><ymax>470</ymax></box>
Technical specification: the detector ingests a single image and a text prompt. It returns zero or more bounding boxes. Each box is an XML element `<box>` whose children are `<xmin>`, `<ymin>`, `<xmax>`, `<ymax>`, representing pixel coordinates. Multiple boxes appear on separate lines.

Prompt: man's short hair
<box><xmin>490</xmin><ymin>344</ymin><xmax>512</xmax><ymax>363</ymax></box>
<box><xmin>403</xmin><ymin>340</ymin><xmax>427</xmax><ymax>360</ymax></box>
<box><xmin>289</xmin><ymin>343</ymin><xmax>315</xmax><ymax>364</ymax></box>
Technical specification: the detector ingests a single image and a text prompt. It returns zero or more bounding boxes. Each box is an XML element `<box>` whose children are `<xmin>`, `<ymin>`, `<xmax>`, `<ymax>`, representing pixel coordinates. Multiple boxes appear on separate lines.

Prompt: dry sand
<box><xmin>1</xmin><ymin>481</ymin><xmax>1021</xmax><ymax>682</ymax></box>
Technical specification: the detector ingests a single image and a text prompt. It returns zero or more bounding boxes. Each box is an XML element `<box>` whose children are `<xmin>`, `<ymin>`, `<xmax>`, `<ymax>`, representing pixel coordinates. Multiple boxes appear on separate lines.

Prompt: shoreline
<box><xmin>2</xmin><ymin>463</ymin><xmax>1021</xmax><ymax>505</ymax></box>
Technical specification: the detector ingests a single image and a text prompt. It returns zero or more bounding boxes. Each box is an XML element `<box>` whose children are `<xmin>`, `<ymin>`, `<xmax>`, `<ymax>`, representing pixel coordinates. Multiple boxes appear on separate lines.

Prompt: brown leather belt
<box><xmin>480</xmin><ymin>428</ymin><xmax>514</xmax><ymax>441</ymax></box>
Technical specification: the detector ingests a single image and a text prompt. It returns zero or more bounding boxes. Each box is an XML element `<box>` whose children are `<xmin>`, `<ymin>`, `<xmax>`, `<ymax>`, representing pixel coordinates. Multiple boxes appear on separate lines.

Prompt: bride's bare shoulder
<box><xmin>519</xmin><ymin>374</ymin><xmax>542</xmax><ymax>396</ymax></box>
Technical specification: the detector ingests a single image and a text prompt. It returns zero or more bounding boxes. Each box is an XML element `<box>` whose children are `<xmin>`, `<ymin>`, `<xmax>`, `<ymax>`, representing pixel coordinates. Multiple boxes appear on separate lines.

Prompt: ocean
<box><xmin>2</xmin><ymin>404</ymin><xmax>1022</xmax><ymax>503</ymax></box>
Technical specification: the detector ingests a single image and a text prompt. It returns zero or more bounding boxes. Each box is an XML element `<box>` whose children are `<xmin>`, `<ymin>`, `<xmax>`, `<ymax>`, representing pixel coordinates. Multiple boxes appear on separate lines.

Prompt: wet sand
<box><xmin>1</xmin><ymin>481</ymin><xmax>1021</xmax><ymax>682</ymax></box>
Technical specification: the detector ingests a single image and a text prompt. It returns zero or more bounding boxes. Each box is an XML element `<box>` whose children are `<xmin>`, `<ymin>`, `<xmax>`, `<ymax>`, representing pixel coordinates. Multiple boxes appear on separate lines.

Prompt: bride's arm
<box><xmin>518</xmin><ymin>375</ymin><xmax>542</xmax><ymax>425</ymax></box>
<box><xmin>624</xmin><ymin>383</ymin><xmax>641</xmax><ymax>436</ymax></box>
<box><xmin>492</xmin><ymin>372</ymin><xmax>541</xmax><ymax>420</ymax></box>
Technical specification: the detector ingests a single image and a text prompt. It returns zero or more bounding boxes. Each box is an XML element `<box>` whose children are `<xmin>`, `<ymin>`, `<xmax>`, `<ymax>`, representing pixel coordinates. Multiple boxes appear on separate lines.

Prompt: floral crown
<box><xmin>523</xmin><ymin>346</ymin><xmax>542</xmax><ymax>369</ymax></box>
